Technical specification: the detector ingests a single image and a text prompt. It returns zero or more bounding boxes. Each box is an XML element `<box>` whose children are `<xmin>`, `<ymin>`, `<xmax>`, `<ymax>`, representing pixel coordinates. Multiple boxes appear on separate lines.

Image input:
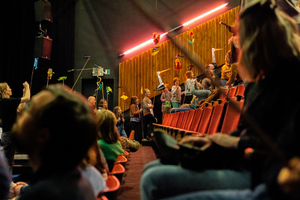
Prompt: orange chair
<box><xmin>111</xmin><ymin>163</ymin><xmax>125</xmax><ymax>183</ymax></box>
<box><xmin>123</xmin><ymin>150</ymin><xmax>129</xmax><ymax>158</ymax></box>
<box><xmin>115</xmin><ymin>155</ymin><xmax>127</xmax><ymax>167</ymax></box>
<box><xmin>219</xmin><ymin>89</ymin><xmax>229</xmax><ymax>100</ymax></box>
<box><xmin>179</xmin><ymin>111</ymin><xmax>190</xmax><ymax>129</ymax></box>
<box><xmin>165</xmin><ymin>113</ymin><xmax>174</xmax><ymax>126</ymax></box>
<box><xmin>189</xmin><ymin>108</ymin><xmax>204</xmax><ymax>132</ymax></box>
<box><xmin>220</xmin><ymin>100</ymin><xmax>244</xmax><ymax>134</ymax></box>
<box><xmin>102</xmin><ymin>175</ymin><xmax>120</xmax><ymax>200</ymax></box>
<box><xmin>162</xmin><ymin>114</ymin><xmax>169</xmax><ymax>125</ymax></box>
<box><xmin>97</xmin><ymin>195</ymin><xmax>109</xmax><ymax>200</ymax></box>
<box><xmin>197</xmin><ymin>107</ymin><xmax>213</xmax><ymax>133</ymax></box>
<box><xmin>184</xmin><ymin>110</ymin><xmax>196</xmax><ymax>131</ymax></box>
<box><xmin>206</xmin><ymin>103</ymin><xmax>225</xmax><ymax>135</ymax></box>
<box><xmin>236</xmin><ymin>84</ymin><xmax>245</xmax><ymax>96</ymax></box>
<box><xmin>228</xmin><ymin>87</ymin><xmax>237</xmax><ymax>98</ymax></box>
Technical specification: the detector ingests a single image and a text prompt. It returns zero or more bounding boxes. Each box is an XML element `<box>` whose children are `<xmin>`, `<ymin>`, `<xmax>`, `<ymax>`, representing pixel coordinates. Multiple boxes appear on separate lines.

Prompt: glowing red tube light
<box><xmin>120</xmin><ymin>3</ymin><xmax>228</xmax><ymax>56</ymax></box>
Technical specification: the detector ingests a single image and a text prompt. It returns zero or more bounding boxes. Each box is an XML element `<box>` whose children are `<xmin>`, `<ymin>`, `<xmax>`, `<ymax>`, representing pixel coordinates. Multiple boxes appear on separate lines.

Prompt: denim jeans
<box><xmin>162</xmin><ymin>184</ymin><xmax>272</xmax><ymax>200</ymax></box>
<box><xmin>1</xmin><ymin>132</ymin><xmax>16</xmax><ymax>169</ymax></box>
<box><xmin>140</xmin><ymin>160</ymin><xmax>251</xmax><ymax>200</ymax></box>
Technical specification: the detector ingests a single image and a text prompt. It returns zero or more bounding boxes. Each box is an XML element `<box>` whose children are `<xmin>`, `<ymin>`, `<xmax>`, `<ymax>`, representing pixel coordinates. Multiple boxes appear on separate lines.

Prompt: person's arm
<box><xmin>20</xmin><ymin>82</ymin><xmax>30</xmax><ymax>103</ymax></box>
<box><xmin>226</xmin><ymin>63</ymin><xmax>238</xmax><ymax>86</ymax></box>
<box><xmin>190</xmin><ymin>83</ymin><xmax>208</xmax><ymax>99</ymax></box>
<box><xmin>160</xmin><ymin>93</ymin><xmax>165</xmax><ymax>102</ymax></box>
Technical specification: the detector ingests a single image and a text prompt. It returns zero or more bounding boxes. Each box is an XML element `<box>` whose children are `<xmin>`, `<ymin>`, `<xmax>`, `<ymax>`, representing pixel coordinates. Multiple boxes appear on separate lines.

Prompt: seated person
<box><xmin>113</xmin><ymin>106</ymin><xmax>127</xmax><ymax>137</ymax></box>
<box><xmin>171</xmin><ymin>78</ymin><xmax>211</xmax><ymax>113</ymax></box>
<box><xmin>11</xmin><ymin>84</ymin><xmax>96</xmax><ymax>199</ymax></box>
<box><xmin>96</xmin><ymin>110</ymin><xmax>124</xmax><ymax>171</ymax></box>
<box><xmin>140</xmin><ymin>0</ymin><xmax>300</xmax><ymax>199</ymax></box>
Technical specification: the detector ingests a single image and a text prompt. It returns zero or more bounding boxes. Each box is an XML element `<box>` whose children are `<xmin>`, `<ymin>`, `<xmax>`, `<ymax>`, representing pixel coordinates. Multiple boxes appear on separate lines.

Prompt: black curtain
<box><xmin>0</xmin><ymin>0</ymin><xmax>75</xmax><ymax>97</ymax></box>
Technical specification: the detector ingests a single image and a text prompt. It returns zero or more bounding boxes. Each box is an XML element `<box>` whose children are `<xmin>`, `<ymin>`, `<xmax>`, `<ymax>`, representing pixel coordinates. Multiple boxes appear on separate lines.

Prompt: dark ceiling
<box><xmin>83</xmin><ymin>0</ymin><xmax>240</xmax><ymax>60</ymax></box>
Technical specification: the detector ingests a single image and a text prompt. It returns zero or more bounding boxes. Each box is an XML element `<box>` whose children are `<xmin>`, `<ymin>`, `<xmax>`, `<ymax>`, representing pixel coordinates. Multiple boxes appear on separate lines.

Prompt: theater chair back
<box><xmin>162</xmin><ymin>114</ymin><xmax>169</xmax><ymax>125</ymax></box>
<box><xmin>197</xmin><ymin>107</ymin><xmax>213</xmax><ymax>133</ymax></box>
<box><xmin>236</xmin><ymin>84</ymin><xmax>245</xmax><ymax>96</ymax></box>
<box><xmin>220</xmin><ymin>100</ymin><xmax>244</xmax><ymax>134</ymax></box>
<box><xmin>170</xmin><ymin>112</ymin><xmax>180</xmax><ymax>127</ymax></box>
<box><xmin>166</xmin><ymin>113</ymin><xmax>174</xmax><ymax>126</ymax></box>
<box><xmin>207</xmin><ymin>103</ymin><xmax>225</xmax><ymax>135</ymax></box>
<box><xmin>178</xmin><ymin>111</ymin><xmax>189</xmax><ymax>129</ymax></box>
<box><xmin>102</xmin><ymin>175</ymin><xmax>120</xmax><ymax>200</ymax></box>
<box><xmin>111</xmin><ymin>163</ymin><xmax>125</xmax><ymax>183</ymax></box>
<box><xmin>228</xmin><ymin>87</ymin><xmax>237</xmax><ymax>98</ymax></box>
<box><xmin>219</xmin><ymin>89</ymin><xmax>229</xmax><ymax>100</ymax></box>
<box><xmin>189</xmin><ymin>108</ymin><xmax>203</xmax><ymax>132</ymax></box>
<box><xmin>184</xmin><ymin>110</ymin><xmax>196</xmax><ymax>130</ymax></box>
<box><xmin>175</xmin><ymin>112</ymin><xmax>185</xmax><ymax>128</ymax></box>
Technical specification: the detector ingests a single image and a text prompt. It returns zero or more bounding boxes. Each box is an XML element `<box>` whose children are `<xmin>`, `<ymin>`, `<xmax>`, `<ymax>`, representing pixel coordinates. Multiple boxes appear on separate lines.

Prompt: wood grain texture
<box><xmin>119</xmin><ymin>7</ymin><xmax>239</xmax><ymax>111</ymax></box>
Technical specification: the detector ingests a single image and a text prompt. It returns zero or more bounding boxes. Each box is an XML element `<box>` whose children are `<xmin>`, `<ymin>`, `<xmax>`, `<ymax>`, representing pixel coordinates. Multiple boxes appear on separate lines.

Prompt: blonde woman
<box><xmin>0</xmin><ymin>82</ymin><xmax>30</xmax><ymax>169</ymax></box>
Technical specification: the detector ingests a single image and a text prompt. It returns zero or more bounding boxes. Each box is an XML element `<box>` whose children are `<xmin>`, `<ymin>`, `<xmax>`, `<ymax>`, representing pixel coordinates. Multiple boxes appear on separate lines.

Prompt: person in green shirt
<box><xmin>96</xmin><ymin>110</ymin><xmax>124</xmax><ymax>171</ymax></box>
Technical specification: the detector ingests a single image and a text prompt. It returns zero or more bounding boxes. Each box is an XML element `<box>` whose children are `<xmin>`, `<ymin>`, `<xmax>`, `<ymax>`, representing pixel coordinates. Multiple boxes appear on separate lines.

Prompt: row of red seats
<box><xmin>98</xmin><ymin>153</ymin><xmax>129</xmax><ymax>200</ymax></box>
<box><xmin>154</xmin><ymin>84</ymin><xmax>245</xmax><ymax>140</ymax></box>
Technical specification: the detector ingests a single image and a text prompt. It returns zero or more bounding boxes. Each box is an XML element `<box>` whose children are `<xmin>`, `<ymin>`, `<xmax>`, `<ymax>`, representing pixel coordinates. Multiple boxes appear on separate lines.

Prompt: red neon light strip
<box><xmin>120</xmin><ymin>3</ymin><xmax>228</xmax><ymax>56</ymax></box>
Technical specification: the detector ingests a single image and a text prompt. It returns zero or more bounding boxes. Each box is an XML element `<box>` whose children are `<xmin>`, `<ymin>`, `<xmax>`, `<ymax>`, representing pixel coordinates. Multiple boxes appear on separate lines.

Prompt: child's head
<box><xmin>96</xmin><ymin>110</ymin><xmax>119</xmax><ymax>143</ymax></box>
<box><xmin>164</xmin><ymin>84</ymin><xmax>169</xmax><ymax>92</ymax></box>
<box><xmin>113</xmin><ymin>106</ymin><xmax>122</xmax><ymax>116</ymax></box>
<box><xmin>173</xmin><ymin>77</ymin><xmax>180</xmax><ymax>86</ymax></box>
<box><xmin>185</xmin><ymin>71</ymin><xmax>194</xmax><ymax>79</ymax></box>
<box><xmin>144</xmin><ymin>88</ymin><xmax>150</xmax><ymax>97</ymax></box>
<box><xmin>131</xmin><ymin>96</ymin><xmax>138</xmax><ymax>105</ymax></box>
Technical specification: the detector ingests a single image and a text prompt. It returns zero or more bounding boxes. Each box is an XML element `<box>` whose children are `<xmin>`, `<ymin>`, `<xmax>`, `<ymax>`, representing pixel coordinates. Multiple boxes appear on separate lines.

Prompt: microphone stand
<box><xmin>71</xmin><ymin>57</ymin><xmax>91</xmax><ymax>90</ymax></box>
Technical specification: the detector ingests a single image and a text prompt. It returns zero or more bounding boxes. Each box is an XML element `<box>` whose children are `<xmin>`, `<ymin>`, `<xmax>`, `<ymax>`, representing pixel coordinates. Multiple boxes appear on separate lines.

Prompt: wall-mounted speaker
<box><xmin>33</xmin><ymin>36</ymin><xmax>52</xmax><ymax>60</ymax></box>
<box><xmin>34</xmin><ymin>0</ymin><xmax>53</xmax><ymax>22</ymax></box>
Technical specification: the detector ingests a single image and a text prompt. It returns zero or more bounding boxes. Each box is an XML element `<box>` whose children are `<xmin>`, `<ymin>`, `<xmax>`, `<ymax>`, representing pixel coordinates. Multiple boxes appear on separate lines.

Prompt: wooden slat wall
<box><xmin>119</xmin><ymin>7</ymin><xmax>239</xmax><ymax>111</ymax></box>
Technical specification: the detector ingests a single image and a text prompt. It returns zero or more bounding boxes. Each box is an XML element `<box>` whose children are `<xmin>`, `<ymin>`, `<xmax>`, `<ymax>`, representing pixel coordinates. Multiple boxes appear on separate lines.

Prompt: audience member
<box><xmin>81</xmin><ymin>140</ymin><xmax>108</xmax><ymax>197</ymax></box>
<box><xmin>87</xmin><ymin>96</ymin><xmax>97</xmax><ymax>113</ymax></box>
<box><xmin>113</xmin><ymin>106</ymin><xmax>127</xmax><ymax>137</ymax></box>
<box><xmin>170</xmin><ymin>78</ymin><xmax>211</xmax><ymax>113</ymax></box>
<box><xmin>198</xmin><ymin>69</ymin><xmax>226</xmax><ymax>108</ymax></box>
<box><xmin>160</xmin><ymin>84</ymin><xmax>172</xmax><ymax>116</ymax></box>
<box><xmin>171</xmin><ymin>77</ymin><xmax>181</xmax><ymax>108</ymax></box>
<box><xmin>0</xmin><ymin>81</ymin><xmax>30</xmax><ymax>170</ymax></box>
<box><xmin>142</xmin><ymin>89</ymin><xmax>156</xmax><ymax>140</ymax></box>
<box><xmin>140</xmin><ymin>0</ymin><xmax>300</xmax><ymax>199</ymax></box>
<box><xmin>183</xmin><ymin>71</ymin><xmax>194</xmax><ymax>104</ymax></box>
<box><xmin>97</xmin><ymin>99</ymin><xmax>108</xmax><ymax>112</ymax></box>
<box><xmin>11</xmin><ymin>84</ymin><xmax>96</xmax><ymax>199</ymax></box>
<box><xmin>129</xmin><ymin>96</ymin><xmax>142</xmax><ymax>141</ymax></box>
<box><xmin>96</xmin><ymin>110</ymin><xmax>124</xmax><ymax>171</ymax></box>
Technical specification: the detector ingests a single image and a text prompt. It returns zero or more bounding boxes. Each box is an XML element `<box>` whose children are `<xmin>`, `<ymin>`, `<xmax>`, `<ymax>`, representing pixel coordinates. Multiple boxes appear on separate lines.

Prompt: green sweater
<box><xmin>97</xmin><ymin>140</ymin><xmax>124</xmax><ymax>161</ymax></box>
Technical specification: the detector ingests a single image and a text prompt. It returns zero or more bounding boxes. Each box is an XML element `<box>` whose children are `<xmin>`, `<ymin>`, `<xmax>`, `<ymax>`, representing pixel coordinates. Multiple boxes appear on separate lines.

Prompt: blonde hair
<box><xmin>0</xmin><ymin>82</ymin><xmax>8</xmax><ymax>100</ymax></box>
<box><xmin>238</xmin><ymin>0</ymin><xmax>300</xmax><ymax>79</ymax></box>
<box><xmin>225</xmin><ymin>50</ymin><xmax>231</xmax><ymax>66</ymax></box>
<box><xmin>96</xmin><ymin>110</ymin><xmax>119</xmax><ymax>144</ymax></box>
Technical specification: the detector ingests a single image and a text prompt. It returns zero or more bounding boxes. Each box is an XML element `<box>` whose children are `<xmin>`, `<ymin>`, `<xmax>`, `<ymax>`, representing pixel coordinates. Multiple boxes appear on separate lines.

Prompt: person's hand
<box><xmin>23</xmin><ymin>81</ymin><xmax>29</xmax><ymax>89</ymax></box>
<box><xmin>278</xmin><ymin>157</ymin><xmax>300</xmax><ymax>199</ymax></box>
<box><xmin>207</xmin><ymin>133</ymin><xmax>240</xmax><ymax>149</ymax></box>
<box><xmin>14</xmin><ymin>182</ymin><xmax>28</xmax><ymax>196</ymax></box>
<box><xmin>179</xmin><ymin>135</ymin><xmax>212</xmax><ymax>150</ymax></box>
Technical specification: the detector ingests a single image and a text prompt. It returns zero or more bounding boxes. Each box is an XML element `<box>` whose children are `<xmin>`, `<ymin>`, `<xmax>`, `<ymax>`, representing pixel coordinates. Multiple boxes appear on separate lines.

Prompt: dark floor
<box><xmin>117</xmin><ymin>146</ymin><xmax>157</xmax><ymax>200</ymax></box>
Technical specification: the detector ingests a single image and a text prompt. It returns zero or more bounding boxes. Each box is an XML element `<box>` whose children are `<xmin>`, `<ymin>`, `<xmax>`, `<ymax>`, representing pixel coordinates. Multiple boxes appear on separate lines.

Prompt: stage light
<box><xmin>119</xmin><ymin>2</ymin><xmax>228</xmax><ymax>57</ymax></box>
<box><xmin>183</xmin><ymin>3</ymin><xmax>228</xmax><ymax>26</ymax></box>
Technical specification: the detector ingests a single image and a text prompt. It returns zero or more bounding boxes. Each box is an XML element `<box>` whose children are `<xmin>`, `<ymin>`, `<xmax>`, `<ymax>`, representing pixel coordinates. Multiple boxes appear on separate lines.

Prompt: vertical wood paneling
<box><xmin>119</xmin><ymin>7</ymin><xmax>239</xmax><ymax>111</ymax></box>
